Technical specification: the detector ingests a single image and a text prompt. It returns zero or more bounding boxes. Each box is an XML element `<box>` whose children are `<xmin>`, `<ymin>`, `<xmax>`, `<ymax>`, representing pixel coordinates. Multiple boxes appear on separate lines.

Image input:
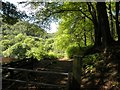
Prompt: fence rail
<box><xmin>3</xmin><ymin>78</ymin><xmax>66</xmax><ymax>88</ymax></box>
<box><xmin>2</xmin><ymin>67</ymin><xmax>69</xmax><ymax>75</ymax></box>
<box><xmin>2</xmin><ymin>66</ymin><xmax>71</xmax><ymax>90</ymax></box>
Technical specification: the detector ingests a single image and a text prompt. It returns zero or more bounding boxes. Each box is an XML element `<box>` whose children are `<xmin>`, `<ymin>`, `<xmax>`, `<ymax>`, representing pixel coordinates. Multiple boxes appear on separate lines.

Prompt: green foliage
<box><xmin>53</xmin><ymin>6</ymin><xmax>94</xmax><ymax>55</ymax></box>
<box><xmin>55</xmin><ymin>34</ymin><xmax>72</xmax><ymax>51</ymax></box>
<box><xmin>83</xmin><ymin>53</ymin><xmax>100</xmax><ymax>66</ymax></box>
<box><xmin>13</xmin><ymin>21</ymin><xmax>46</xmax><ymax>37</ymax></box>
<box><xmin>56</xmin><ymin>53</ymin><xmax>65</xmax><ymax>58</ymax></box>
<box><xmin>3</xmin><ymin>42</ymin><xmax>28</xmax><ymax>59</ymax></box>
<box><xmin>1</xmin><ymin>23</ymin><xmax>57</xmax><ymax>60</ymax></box>
<box><xmin>25</xmin><ymin>2</ymin><xmax>95</xmax><ymax>58</ymax></box>
<box><xmin>26</xmin><ymin>46</ymin><xmax>47</xmax><ymax>60</ymax></box>
<box><xmin>66</xmin><ymin>44</ymin><xmax>80</xmax><ymax>59</ymax></box>
<box><xmin>45</xmin><ymin>51</ymin><xmax>64</xmax><ymax>60</ymax></box>
<box><xmin>0</xmin><ymin>40</ymin><xmax>13</xmax><ymax>50</ymax></box>
<box><xmin>1</xmin><ymin>21</ymin><xmax>48</xmax><ymax>60</ymax></box>
<box><xmin>46</xmin><ymin>52</ymin><xmax>58</xmax><ymax>60</ymax></box>
<box><xmin>1</xmin><ymin>1</ymin><xmax>27</xmax><ymax>25</ymax></box>
<box><xmin>2</xmin><ymin>35</ymin><xmax>47</xmax><ymax>60</ymax></box>
<box><xmin>44</xmin><ymin>38</ymin><xmax>54</xmax><ymax>52</ymax></box>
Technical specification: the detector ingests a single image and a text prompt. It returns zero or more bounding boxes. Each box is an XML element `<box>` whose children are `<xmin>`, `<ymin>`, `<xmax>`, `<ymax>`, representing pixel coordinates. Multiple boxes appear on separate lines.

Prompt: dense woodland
<box><xmin>1</xmin><ymin>1</ymin><xmax>120</xmax><ymax>90</ymax></box>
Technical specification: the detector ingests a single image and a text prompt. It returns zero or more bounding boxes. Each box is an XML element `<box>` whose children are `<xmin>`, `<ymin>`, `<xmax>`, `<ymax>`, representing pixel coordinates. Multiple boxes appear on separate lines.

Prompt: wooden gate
<box><xmin>2</xmin><ymin>66</ymin><xmax>72</xmax><ymax>90</ymax></box>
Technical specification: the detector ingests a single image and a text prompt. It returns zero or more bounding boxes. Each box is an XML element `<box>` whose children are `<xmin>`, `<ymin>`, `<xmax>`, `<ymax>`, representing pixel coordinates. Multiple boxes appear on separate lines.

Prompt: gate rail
<box><xmin>2</xmin><ymin>67</ymin><xmax>72</xmax><ymax>90</ymax></box>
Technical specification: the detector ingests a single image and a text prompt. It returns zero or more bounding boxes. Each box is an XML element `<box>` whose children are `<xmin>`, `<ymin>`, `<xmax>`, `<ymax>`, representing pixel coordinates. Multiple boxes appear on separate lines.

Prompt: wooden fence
<box><xmin>2</xmin><ymin>66</ymin><xmax>72</xmax><ymax>90</ymax></box>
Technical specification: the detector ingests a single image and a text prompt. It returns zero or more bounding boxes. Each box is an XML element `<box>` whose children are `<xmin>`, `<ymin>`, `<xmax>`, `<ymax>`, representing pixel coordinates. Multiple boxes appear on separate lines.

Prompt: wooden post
<box><xmin>67</xmin><ymin>72</ymin><xmax>72</xmax><ymax>90</ymax></box>
<box><xmin>72</xmin><ymin>55</ymin><xmax>82</xmax><ymax>90</ymax></box>
<box><xmin>25</xmin><ymin>72</ymin><xmax>29</xmax><ymax>89</ymax></box>
<box><xmin>9</xmin><ymin>70</ymin><xmax>14</xmax><ymax>79</ymax></box>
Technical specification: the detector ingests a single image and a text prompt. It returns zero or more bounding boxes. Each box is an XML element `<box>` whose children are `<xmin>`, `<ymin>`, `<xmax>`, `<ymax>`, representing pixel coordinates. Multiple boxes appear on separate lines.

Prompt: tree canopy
<box><xmin>28</xmin><ymin>1</ymin><xmax>120</xmax><ymax>54</ymax></box>
<box><xmin>1</xmin><ymin>1</ymin><xmax>28</xmax><ymax>25</ymax></box>
<box><xmin>1</xmin><ymin>1</ymin><xmax>120</xmax><ymax>59</ymax></box>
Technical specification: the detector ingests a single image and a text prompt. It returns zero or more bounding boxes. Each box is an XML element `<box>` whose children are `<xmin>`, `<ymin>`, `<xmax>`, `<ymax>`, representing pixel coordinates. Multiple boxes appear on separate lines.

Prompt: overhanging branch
<box><xmin>39</xmin><ymin>8</ymin><xmax>93</xmax><ymax>24</ymax></box>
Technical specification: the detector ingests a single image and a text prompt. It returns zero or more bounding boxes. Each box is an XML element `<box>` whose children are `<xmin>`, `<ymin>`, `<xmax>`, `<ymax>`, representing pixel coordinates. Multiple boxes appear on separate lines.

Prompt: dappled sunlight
<box><xmin>1</xmin><ymin>0</ymin><xmax>120</xmax><ymax>90</ymax></box>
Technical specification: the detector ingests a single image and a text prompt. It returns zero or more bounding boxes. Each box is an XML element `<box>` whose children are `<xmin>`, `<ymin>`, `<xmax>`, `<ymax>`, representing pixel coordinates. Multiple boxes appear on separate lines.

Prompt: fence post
<box><xmin>72</xmin><ymin>55</ymin><xmax>82</xmax><ymax>90</ymax></box>
<box><xmin>67</xmin><ymin>72</ymin><xmax>72</xmax><ymax>90</ymax></box>
<box><xmin>25</xmin><ymin>71</ymin><xmax>29</xmax><ymax>89</ymax></box>
<box><xmin>9</xmin><ymin>70</ymin><xmax>14</xmax><ymax>79</ymax></box>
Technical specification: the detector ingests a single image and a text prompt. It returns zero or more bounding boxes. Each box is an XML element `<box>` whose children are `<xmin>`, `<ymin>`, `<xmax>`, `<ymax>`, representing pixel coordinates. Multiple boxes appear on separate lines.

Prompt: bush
<box><xmin>26</xmin><ymin>46</ymin><xmax>47</xmax><ymax>61</ymax></box>
<box><xmin>56</xmin><ymin>53</ymin><xmax>65</xmax><ymax>58</ymax></box>
<box><xmin>83</xmin><ymin>53</ymin><xmax>100</xmax><ymax>65</ymax></box>
<box><xmin>45</xmin><ymin>52</ymin><xmax>58</xmax><ymax>60</ymax></box>
<box><xmin>66</xmin><ymin>45</ymin><xmax>80</xmax><ymax>59</ymax></box>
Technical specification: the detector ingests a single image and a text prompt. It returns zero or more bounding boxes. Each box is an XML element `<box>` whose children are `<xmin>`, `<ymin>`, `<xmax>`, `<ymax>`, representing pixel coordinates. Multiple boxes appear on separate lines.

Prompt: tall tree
<box><xmin>116</xmin><ymin>2</ymin><xmax>120</xmax><ymax>43</ymax></box>
<box><xmin>96</xmin><ymin>2</ymin><xmax>114</xmax><ymax>47</ymax></box>
<box><xmin>108</xmin><ymin>2</ymin><xmax>114</xmax><ymax>38</ymax></box>
<box><xmin>1</xmin><ymin>1</ymin><xmax>27</xmax><ymax>25</ymax></box>
<box><xmin>27</xmin><ymin>1</ymin><xmax>119</xmax><ymax>49</ymax></box>
<box><xmin>86</xmin><ymin>2</ymin><xmax>102</xmax><ymax>47</ymax></box>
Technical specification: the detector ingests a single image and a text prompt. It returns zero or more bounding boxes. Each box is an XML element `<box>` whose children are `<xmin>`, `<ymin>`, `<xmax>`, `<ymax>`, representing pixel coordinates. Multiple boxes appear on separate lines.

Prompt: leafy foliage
<box><xmin>66</xmin><ymin>44</ymin><xmax>80</xmax><ymax>59</ymax></box>
<box><xmin>1</xmin><ymin>19</ymin><xmax>47</xmax><ymax>60</ymax></box>
<box><xmin>1</xmin><ymin>1</ymin><xmax>28</xmax><ymax>25</ymax></box>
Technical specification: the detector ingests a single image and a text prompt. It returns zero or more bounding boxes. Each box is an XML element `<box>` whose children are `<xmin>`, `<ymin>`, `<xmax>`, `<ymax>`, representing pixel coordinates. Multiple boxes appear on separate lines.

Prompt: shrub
<box><xmin>66</xmin><ymin>45</ymin><xmax>80</xmax><ymax>59</ymax></box>
<box><xmin>45</xmin><ymin>52</ymin><xmax>58</xmax><ymax>60</ymax></box>
<box><xmin>56</xmin><ymin>53</ymin><xmax>65</xmax><ymax>58</ymax></box>
<box><xmin>83</xmin><ymin>53</ymin><xmax>100</xmax><ymax>65</ymax></box>
<box><xmin>26</xmin><ymin>46</ymin><xmax>47</xmax><ymax>61</ymax></box>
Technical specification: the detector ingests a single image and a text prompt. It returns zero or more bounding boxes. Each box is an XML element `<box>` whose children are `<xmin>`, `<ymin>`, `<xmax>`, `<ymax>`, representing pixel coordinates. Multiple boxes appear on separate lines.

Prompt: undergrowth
<box><xmin>81</xmin><ymin>46</ymin><xmax>120</xmax><ymax>89</ymax></box>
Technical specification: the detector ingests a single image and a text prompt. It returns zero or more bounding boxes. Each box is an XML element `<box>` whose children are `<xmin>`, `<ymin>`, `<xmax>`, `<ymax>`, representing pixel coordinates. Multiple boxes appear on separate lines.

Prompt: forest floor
<box><xmin>80</xmin><ymin>46</ymin><xmax>120</xmax><ymax>90</ymax></box>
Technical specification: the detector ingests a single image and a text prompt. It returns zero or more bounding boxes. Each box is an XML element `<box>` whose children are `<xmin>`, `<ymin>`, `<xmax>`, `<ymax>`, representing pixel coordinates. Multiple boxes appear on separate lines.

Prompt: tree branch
<box><xmin>56</xmin><ymin>9</ymin><xmax>93</xmax><ymax>21</ymax></box>
<box><xmin>40</xmin><ymin>8</ymin><xmax>93</xmax><ymax>24</ymax></box>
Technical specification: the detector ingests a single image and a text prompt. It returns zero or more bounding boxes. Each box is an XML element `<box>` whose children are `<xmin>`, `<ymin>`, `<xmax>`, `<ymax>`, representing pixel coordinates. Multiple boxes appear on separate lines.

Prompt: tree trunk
<box><xmin>93</xmin><ymin>20</ymin><xmax>102</xmax><ymax>47</ymax></box>
<box><xmin>96</xmin><ymin>2</ymin><xmax>114</xmax><ymax>47</ymax></box>
<box><xmin>83</xmin><ymin>17</ymin><xmax>87</xmax><ymax>46</ymax></box>
<box><xmin>87</xmin><ymin>2</ymin><xmax>102</xmax><ymax>47</ymax></box>
<box><xmin>116</xmin><ymin>2</ymin><xmax>120</xmax><ymax>43</ymax></box>
<box><xmin>109</xmin><ymin>2</ymin><xmax>114</xmax><ymax>38</ymax></box>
